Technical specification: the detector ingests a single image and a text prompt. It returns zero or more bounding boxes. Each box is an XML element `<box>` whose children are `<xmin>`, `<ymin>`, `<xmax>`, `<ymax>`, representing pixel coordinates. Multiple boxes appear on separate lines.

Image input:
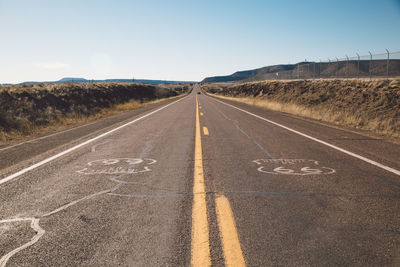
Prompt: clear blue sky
<box><xmin>1</xmin><ymin>0</ymin><xmax>400</xmax><ymax>83</ymax></box>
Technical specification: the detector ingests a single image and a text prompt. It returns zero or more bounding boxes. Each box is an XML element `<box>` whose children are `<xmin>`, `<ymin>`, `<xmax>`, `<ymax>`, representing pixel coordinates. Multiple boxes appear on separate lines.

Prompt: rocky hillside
<box><xmin>202</xmin><ymin>79</ymin><xmax>400</xmax><ymax>137</ymax></box>
<box><xmin>0</xmin><ymin>82</ymin><xmax>190</xmax><ymax>139</ymax></box>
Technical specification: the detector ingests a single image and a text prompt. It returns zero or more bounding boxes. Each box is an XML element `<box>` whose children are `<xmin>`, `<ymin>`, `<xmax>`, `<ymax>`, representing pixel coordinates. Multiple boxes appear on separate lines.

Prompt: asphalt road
<box><xmin>1</xmin><ymin>85</ymin><xmax>399</xmax><ymax>266</ymax></box>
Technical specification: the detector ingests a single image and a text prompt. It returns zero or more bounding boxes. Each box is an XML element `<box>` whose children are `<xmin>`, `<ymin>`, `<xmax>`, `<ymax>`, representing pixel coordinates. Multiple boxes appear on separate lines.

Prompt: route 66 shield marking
<box><xmin>77</xmin><ymin>158</ymin><xmax>156</xmax><ymax>175</ymax></box>
<box><xmin>253</xmin><ymin>159</ymin><xmax>336</xmax><ymax>176</ymax></box>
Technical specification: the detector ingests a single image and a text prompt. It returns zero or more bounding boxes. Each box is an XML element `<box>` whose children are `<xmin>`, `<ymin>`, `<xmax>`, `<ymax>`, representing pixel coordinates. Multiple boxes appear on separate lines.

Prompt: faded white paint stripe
<box><xmin>0</xmin><ymin>218</ymin><xmax>45</xmax><ymax>267</ymax></box>
<box><xmin>0</xmin><ymin>119</ymin><xmax>100</xmax><ymax>152</ymax></box>
<box><xmin>0</xmin><ymin>96</ymin><xmax>187</xmax><ymax>186</ymax></box>
<box><xmin>211</xmin><ymin>97</ymin><xmax>400</xmax><ymax>177</ymax></box>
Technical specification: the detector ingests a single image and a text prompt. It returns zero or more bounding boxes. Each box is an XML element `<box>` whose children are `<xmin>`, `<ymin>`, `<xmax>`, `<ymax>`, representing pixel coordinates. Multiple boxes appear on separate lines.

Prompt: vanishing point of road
<box><xmin>1</xmin><ymin>85</ymin><xmax>399</xmax><ymax>266</ymax></box>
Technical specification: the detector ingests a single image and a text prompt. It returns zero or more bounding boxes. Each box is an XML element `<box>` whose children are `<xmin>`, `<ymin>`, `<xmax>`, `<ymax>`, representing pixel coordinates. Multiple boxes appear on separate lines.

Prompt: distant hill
<box><xmin>202</xmin><ymin>60</ymin><xmax>400</xmax><ymax>83</ymax></box>
<box><xmin>16</xmin><ymin>78</ymin><xmax>196</xmax><ymax>85</ymax></box>
<box><xmin>58</xmin><ymin>77</ymin><xmax>88</xmax><ymax>83</ymax></box>
<box><xmin>202</xmin><ymin>64</ymin><xmax>296</xmax><ymax>83</ymax></box>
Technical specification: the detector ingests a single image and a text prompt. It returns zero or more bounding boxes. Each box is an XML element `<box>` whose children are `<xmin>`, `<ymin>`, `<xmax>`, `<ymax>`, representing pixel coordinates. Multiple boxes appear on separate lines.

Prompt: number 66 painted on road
<box><xmin>253</xmin><ymin>159</ymin><xmax>336</xmax><ymax>176</ymax></box>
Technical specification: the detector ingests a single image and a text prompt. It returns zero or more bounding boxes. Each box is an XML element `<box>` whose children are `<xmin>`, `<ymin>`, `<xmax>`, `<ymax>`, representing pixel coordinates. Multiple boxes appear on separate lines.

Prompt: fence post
<box><xmin>306</xmin><ymin>60</ymin><xmax>310</xmax><ymax>79</ymax></box>
<box><xmin>368</xmin><ymin>51</ymin><xmax>372</xmax><ymax>80</ymax></box>
<box><xmin>336</xmin><ymin>57</ymin><xmax>339</xmax><ymax>78</ymax></box>
<box><xmin>297</xmin><ymin>63</ymin><xmax>300</xmax><ymax>79</ymax></box>
<box><xmin>328</xmin><ymin>58</ymin><xmax>331</xmax><ymax>79</ymax></box>
<box><xmin>319</xmin><ymin>59</ymin><xmax>322</xmax><ymax>78</ymax></box>
<box><xmin>356</xmin><ymin>53</ymin><xmax>360</xmax><ymax>78</ymax></box>
<box><xmin>386</xmin><ymin>49</ymin><xmax>390</xmax><ymax>78</ymax></box>
<box><xmin>313</xmin><ymin>62</ymin><xmax>316</xmax><ymax>78</ymax></box>
<box><xmin>346</xmin><ymin>55</ymin><xmax>349</xmax><ymax>78</ymax></box>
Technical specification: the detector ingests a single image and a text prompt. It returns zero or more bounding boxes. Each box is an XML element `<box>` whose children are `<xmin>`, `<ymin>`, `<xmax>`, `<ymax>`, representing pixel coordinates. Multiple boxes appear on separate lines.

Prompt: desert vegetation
<box><xmin>0</xmin><ymin>82</ymin><xmax>191</xmax><ymax>144</ymax></box>
<box><xmin>201</xmin><ymin>79</ymin><xmax>400</xmax><ymax>138</ymax></box>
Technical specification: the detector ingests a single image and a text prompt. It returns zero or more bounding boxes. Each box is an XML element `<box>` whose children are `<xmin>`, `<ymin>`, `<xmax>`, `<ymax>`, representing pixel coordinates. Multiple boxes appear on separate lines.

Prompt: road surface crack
<box><xmin>214</xmin><ymin>104</ymin><xmax>275</xmax><ymax>159</ymax></box>
<box><xmin>0</xmin><ymin>128</ymin><xmax>172</xmax><ymax>266</ymax></box>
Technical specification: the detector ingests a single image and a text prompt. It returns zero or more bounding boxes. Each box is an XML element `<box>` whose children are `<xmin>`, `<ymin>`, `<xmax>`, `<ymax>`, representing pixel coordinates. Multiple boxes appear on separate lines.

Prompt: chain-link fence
<box><xmin>266</xmin><ymin>50</ymin><xmax>400</xmax><ymax>80</ymax></box>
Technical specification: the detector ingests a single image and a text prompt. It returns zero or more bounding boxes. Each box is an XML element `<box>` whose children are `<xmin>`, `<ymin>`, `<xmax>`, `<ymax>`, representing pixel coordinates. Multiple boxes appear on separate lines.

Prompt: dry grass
<box><xmin>0</xmin><ymin>81</ymin><xmax>190</xmax><ymax>145</ymax></box>
<box><xmin>0</xmin><ymin>95</ymin><xmax>184</xmax><ymax>145</ymax></box>
<box><xmin>202</xmin><ymin>79</ymin><xmax>400</xmax><ymax>138</ymax></box>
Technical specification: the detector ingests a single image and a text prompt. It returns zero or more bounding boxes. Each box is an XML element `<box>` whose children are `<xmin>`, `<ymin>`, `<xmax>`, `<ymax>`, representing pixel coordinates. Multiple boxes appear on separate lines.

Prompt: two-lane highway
<box><xmin>1</xmin><ymin>85</ymin><xmax>399</xmax><ymax>266</ymax></box>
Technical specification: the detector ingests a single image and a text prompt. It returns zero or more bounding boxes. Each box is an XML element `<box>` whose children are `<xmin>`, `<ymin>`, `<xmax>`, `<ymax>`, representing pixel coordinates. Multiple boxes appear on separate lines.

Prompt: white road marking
<box><xmin>0</xmin><ymin>155</ymin><xmax>158</xmax><ymax>265</ymax></box>
<box><xmin>76</xmin><ymin>158</ymin><xmax>156</xmax><ymax>175</ymax></box>
<box><xmin>0</xmin><ymin>218</ymin><xmax>45</xmax><ymax>267</ymax></box>
<box><xmin>0</xmin><ymin>187</ymin><xmax>110</xmax><ymax>266</ymax></box>
<box><xmin>0</xmin><ymin>99</ymin><xmax>179</xmax><ymax>265</ymax></box>
<box><xmin>0</xmin><ymin>119</ymin><xmax>101</xmax><ymax>152</ymax></box>
<box><xmin>254</xmin><ymin>159</ymin><xmax>335</xmax><ymax>175</ymax></box>
<box><xmin>211</xmin><ymin>97</ymin><xmax>400</xmax><ymax>177</ymax></box>
<box><xmin>0</xmin><ymin>155</ymin><xmax>159</xmax><ymax>265</ymax></box>
<box><xmin>91</xmin><ymin>139</ymin><xmax>112</xmax><ymax>152</ymax></box>
<box><xmin>0</xmin><ymin>96</ymin><xmax>187</xmax><ymax>186</ymax></box>
<box><xmin>41</xmin><ymin>188</ymin><xmax>111</xmax><ymax>218</ymax></box>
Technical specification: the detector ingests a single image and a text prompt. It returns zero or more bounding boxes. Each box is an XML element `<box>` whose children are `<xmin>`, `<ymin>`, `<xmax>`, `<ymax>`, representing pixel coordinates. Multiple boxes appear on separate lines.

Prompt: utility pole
<box><xmin>356</xmin><ymin>53</ymin><xmax>360</xmax><ymax>79</ymax></box>
<box><xmin>345</xmin><ymin>55</ymin><xmax>349</xmax><ymax>78</ymax></box>
<box><xmin>335</xmin><ymin>57</ymin><xmax>339</xmax><ymax>78</ymax></box>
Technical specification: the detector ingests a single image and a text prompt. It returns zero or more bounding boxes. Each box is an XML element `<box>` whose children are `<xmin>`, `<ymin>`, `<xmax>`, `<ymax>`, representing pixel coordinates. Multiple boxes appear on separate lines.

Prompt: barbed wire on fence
<box><xmin>267</xmin><ymin>50</ymin><xmax>400</xmax><ymax>80</ymax></box>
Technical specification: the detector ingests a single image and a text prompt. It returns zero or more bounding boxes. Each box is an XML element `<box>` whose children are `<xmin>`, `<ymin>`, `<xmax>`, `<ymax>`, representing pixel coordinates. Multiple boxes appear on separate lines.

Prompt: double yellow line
<box><xmin>191</xmin><ymin>96</ymin><xmax>211</xmax><ymax>266</ymax></box>
<box><xmin>191</xmin><ymin>96</ymin><xmax>246</xmax><ymax>267</ymax></box>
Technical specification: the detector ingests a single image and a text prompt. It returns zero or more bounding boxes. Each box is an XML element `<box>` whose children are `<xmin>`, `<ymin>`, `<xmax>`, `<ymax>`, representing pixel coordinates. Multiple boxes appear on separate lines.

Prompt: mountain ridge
<box><xmin>11</xmin><ymin>78</ymin><xmax>196</xmax><ymax>85</ymax></box>
<box><xmin>202</xmin><ymin>64</ymin><xmax>297</xmax><ymax>83</ymax></box>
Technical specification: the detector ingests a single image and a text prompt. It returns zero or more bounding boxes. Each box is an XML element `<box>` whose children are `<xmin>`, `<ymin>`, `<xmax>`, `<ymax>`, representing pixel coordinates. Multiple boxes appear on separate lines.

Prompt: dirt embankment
<box><xmin>0</xmin><ymin>82</ymin><xmax>190</xmax><ymax>143</ymax></box>
<box><xmin>202</xmin><ymin>79</ymin><xmax>400</xmax><ymax>138</ymax></box>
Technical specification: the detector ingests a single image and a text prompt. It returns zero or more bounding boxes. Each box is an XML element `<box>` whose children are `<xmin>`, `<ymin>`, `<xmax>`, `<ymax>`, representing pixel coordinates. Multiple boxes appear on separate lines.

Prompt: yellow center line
<box><xmin>191</xmin><ymin>96</ymin><xmax>211</xmax><ymax>267</ymax></box>
<box><xmin>215</xmin><ymin>194</ymin><xmax>246</xmax><ymax>267</ymax></box>
<box><xmin>203</xmin><ymin>127</ymin><xmax>209</xmax><ymax>136</ymax></box>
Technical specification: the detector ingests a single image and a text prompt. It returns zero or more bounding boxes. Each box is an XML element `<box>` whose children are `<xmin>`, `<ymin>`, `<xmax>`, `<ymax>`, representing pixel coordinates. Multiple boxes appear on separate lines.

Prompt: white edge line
<box><xmin>0</xmin><ymin>96</ymin><xmax>187</xmax><ymax>186</ymax></box>
<box><xmin>0</xmin><ymin>119</ymin><xmax>101</xmax><ymax>152</ymax></box>
<box><xmin>210</xmin><ymin>96</ymin><xmax>400</xmax><ymax>177</ymax></box>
